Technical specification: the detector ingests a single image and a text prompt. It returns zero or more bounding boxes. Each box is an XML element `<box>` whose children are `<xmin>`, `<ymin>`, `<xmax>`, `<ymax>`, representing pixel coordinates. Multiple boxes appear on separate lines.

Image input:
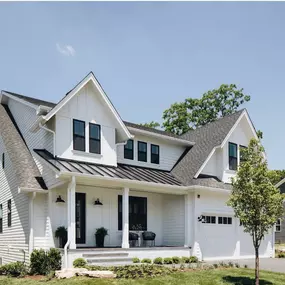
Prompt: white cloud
<box><xmin>56</xmin><ymin>43</ymin><xmax>76</xmax><ymax>56</ymax></box>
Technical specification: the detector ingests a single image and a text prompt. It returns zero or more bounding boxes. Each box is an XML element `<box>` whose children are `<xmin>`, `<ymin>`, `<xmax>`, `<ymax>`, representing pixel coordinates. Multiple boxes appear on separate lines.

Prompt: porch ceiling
<box><xmin>34</xmin><ymin>149</ymin><xmax>182</xmax><ymax>186</ymax></box>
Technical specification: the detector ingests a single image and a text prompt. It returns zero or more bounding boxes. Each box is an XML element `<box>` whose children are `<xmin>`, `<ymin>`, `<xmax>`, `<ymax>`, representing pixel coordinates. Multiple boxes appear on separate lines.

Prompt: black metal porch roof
<box><xmin>34</xmin><ymin>149</ymin><xmax>182</xmax><ymax>186</ymax></box>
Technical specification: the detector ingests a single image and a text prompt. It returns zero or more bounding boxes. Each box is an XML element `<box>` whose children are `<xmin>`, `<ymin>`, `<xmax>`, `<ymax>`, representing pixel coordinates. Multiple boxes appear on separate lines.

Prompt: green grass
<box><xmin>0</xmin><ymin>269</ymin><xmax>284</xmax><ymax>285</ymax></box>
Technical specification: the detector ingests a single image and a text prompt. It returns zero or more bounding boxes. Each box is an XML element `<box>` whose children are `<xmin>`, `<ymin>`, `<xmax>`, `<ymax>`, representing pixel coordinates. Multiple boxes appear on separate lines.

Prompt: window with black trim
<box><xmin>151</xmin><ymin>144</ymin><xmax>159</xmax><ymax>164</ymax></box>
<box><xmin>138</xmin><ymin>141</ymin><xmax>147</xmax><ymax>162</ymax></box>
<box><xmin>2</xmin><ymin>153</ymin><xmax>4</xmax><ymax>169</ymax></box>
<box><xmin>229</xmin><ymin>142</ymin><xmax>237</xmax><ymax>170</ymax></box>
<box><xmin>202</xmin><ymin>215</ymin><xmax>216</xmax><ymax>224</ymax></box>
<box><xmin>118</xmin><ymin>195</ymin><xmax>147</xmax><ymax>231</ymax></box>
<box><xmin>276</xmin><ymin>218</ymin><xmax>281</xmax><ymax>232</ymax></box>
<box><xmin>89</xmin><ymin>123</ymin><xmax>101</xmax><ymax>154</ymax></box>
<box><xmin>218</xmin><ymin>216</ymin><xmax>232</xmax><ymax>225</ymax></box>
<box><xmin>124</xmin><ymin>140</ymin><xmax>134</xmax><ymax>160</ymax></box>
<box><xmin>0</xmin><ymin>204</ymin><xmax>2</xmax><ymax>233</ymax></box>
<box><xmin>7</xmin><ymin>200</ymin><xmax>11</xmax><ymax>227</ymax></box>
<box><xmin>73</xmin><ymin>120</ymin><xmax>85</xmax><ymax>151</ymax></box>
<box><xmin>239</xmin><ymin>145</ymin><xmax>247</xmax><ymax>163</ymax></box>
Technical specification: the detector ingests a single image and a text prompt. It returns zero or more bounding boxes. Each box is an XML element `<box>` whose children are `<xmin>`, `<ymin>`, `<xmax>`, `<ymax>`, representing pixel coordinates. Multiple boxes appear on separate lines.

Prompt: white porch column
<box><xmin>184</xmin><ymin>193</ymin><xmax>191</xmax><ymax>247</ymax></box>
<box><xmin>67</xmin><ymin>176</ymin><xmax>76</xmax><ymax>249</ymax></box>
<box><xmin>121</xmin><ymin>187</ymin><xmax>129</xmax><ymax>249</ymax></box>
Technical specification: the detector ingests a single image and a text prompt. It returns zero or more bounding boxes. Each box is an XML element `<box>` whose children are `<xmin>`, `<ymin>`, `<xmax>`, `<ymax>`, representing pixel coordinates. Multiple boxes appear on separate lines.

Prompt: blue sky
<box><xmin>0</xmin><ymin>2</ymin><xmax>284</xmax><ymax>169</ymax></box>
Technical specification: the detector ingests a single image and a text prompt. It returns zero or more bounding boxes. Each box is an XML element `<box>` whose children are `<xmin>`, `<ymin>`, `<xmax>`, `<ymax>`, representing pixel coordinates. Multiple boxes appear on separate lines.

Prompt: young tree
<box><xmin>228</xmin><ymin>138</ymin><xmax>283</xmax><ymax>285</ymax></box>
<box><xmin>139</xmin><ymin>121</ymin><xmax>160</xmax><ymax>129</ymax></box>
<box><xmin>162</xmin><ymin>84</ymin><xmax>250</xmax><ymax>135</ymax></box>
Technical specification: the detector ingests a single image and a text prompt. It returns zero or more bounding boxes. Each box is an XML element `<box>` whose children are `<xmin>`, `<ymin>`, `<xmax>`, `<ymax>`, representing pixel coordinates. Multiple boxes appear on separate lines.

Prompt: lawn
<box><xmin>0</xmin><ymin>269</ymin><xmax>284</xmax><ymax>285</ymax></box>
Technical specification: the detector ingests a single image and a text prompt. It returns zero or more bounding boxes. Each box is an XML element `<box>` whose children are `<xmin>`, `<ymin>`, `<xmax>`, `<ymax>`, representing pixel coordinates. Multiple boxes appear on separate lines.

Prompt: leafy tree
<box><xmin>268</xmin><ymin>169</ymin><xmax>285</xmax><ymax>186</ymax></box>
<box><xmin>162</xmin><ymin>84</ymin><xmax>250</xmax><ymax>135</ymax></box>
<box><xmin>228</xmin><ymin>138</ymin><xmax>284</xmax><ymax>285</ymax></box>
<box><xmin>139</xmin><ymin>121</ymin><xmax>160</xmax><ymax>129</ymax></box>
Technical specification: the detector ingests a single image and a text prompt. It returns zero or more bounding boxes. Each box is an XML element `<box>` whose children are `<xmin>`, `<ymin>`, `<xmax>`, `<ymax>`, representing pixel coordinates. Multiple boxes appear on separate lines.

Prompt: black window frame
<box><xmin>118</xmin><ymin>195</ymin><xmax>147</xmax><ymax>231</ymax></box>
<box><xmin>229</xmin><ymin>142</ymin><xmax>238</xmax><ymax>170</ymax></box>
<box><xmin>218</xmin><ymin>216</ymin><xmax>232</xmax><ymax>225</ymax></box>
<box><xmin>2</xmin><ymin>153</ymin><xmax>4</xmax><ymax>169</ymax></box>
<box><xmin>151</xmin><ymin>144</ymin><xmax>159</xmax><ymax>164</ymax></box>
<box><xmin>124</xmin><ymin>140</ymin><xmax>134</xmax><ymax>160</ymax></box>
<box><xmin>73</xmin><ymin>119</ymin><xmax>86</xmax><ymax>152</ymax></box>
<box><xmin>138</xmin><ymin>141</ymin><xmax>147</xmax><ymax>162</ymax></box>
<box><xmin>202</xmin><ymin>215</ymin><xmax>216</xmax><ymax>224</ymax></box>
<box><xmin>276</xmin><ymin>218</ymin><xmax>282</xmax><ymax>232</ymax></box>
<box><xmin>7</xmin><ymin>199</ymin><xmax>11</xmax><ymax>228</ymax></box>
<box><xmin>89</xmin><ymin>123</ymin><xmax>101</xmax><ymax>154</ymax></box>
<box><xmin>0</xmin><ymin>204</ymin><xmax>2</xmax><ymax>233</ymax></box>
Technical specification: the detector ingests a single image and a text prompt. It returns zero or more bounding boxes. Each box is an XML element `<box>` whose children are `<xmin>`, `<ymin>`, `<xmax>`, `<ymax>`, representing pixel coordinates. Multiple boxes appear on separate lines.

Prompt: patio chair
<box><xmin>129</xmin><ymin>232</ymin><xmax>139</xmax><ymax>247</ymax></box>
<box><xmin>142</xmin><ymin>231</ymin><xmax>156</xmax><ymax>247</ymax></box>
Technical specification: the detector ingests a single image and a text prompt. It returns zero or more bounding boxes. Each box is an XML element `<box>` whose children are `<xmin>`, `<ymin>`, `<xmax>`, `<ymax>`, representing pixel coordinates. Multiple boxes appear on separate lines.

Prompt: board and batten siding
<box><xmin>0</xmin><ymin>135</ymin><xmax>29</xmax><ymax>264</ymax></box>
<box><xmin>7</xmin><ymin>98</ymin><xmax>57</xmax><ymax>188</ymax></box>
<box><xmin>117</xmin><ymin>134</ymin><xmax>185</xmax><ymax>171</ymax></box>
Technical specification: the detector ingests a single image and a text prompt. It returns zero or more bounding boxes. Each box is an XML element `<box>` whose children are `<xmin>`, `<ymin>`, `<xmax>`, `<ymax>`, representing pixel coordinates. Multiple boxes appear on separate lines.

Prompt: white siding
<box><xmin>0</xmin><ymin>135</ymin><xmax>29</xmax><ymax>264</ymax></box>
<box><xmin>117</xmin><ymin>134</ymin><xmax>185</xmax><ymax>171</ymax></box>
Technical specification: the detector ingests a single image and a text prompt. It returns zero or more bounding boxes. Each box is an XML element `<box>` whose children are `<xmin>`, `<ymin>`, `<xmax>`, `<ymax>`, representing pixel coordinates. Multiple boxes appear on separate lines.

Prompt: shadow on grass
<box><xmin>223</xmin><ymin>276</ymin><xmax>273</xmax><ymax>285</ymax></box>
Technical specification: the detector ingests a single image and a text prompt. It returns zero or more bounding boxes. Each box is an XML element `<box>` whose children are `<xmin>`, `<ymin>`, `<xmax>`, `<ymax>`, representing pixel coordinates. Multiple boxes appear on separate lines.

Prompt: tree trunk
<box><xmin>255</xmin><ymin>247</ymin><xmax>259</xmax><ymax>285</ymax></box>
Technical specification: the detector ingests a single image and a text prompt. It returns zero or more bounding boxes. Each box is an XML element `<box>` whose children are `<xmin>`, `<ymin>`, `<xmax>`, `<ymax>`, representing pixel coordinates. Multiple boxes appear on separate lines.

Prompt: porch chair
<box><xmin>142</xmin><ymin>231</ymin><xmax>156</xmax><ymax>247</ymax></box>
<box><xmin>129</xmin><ymin>232</ymin><xmax>139</xmax><ymax>247</ymax></box>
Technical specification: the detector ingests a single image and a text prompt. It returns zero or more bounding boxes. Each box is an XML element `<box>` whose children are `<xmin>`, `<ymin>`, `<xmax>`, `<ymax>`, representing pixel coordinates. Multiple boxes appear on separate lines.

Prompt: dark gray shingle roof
<box><xmin>171</xmin><ymin>109</ymin><xmax>245</xmax><ymax>186</ymax></box>
<box><xmin>0</xmin><ymin>104</ymin><xmax>47</xmax><ymax>189</ymax></box>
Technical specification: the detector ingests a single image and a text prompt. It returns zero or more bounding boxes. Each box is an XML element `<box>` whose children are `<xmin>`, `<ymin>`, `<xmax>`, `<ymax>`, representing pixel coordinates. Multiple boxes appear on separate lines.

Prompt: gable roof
<box><xmin>0</xmin><ymin>104</ymin><xmax>47</xmax><ymax>190</ymax></box>
<box><xmin>171</xmin><ymin>109</ymin><xmax>246</xmax><ymax>186</ymax></box>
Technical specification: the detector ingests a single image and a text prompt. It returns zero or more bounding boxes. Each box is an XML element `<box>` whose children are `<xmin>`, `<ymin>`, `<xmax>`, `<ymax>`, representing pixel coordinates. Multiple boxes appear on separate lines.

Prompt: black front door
<box><xmin>76</xmin><ymin>193</ymin><xmax>86</xmax><ymax>244</ymax></box>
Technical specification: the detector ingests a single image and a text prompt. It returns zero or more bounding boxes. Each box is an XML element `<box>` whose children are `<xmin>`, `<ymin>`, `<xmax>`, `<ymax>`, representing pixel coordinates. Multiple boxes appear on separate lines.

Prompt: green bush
<box><xmin>30</xmin><ymin>248</ymin><xmax>62</xmax><ymax>275</ymax></box>
<box><xmin>276</xmin><ymin>250</ymin><xmax>285</xmax><ymax>258</ymax></box>
<box><xmin>189</xmin><ymin>256</ymin><xmax>198</xmax><ymax>263</ymax></box>
<box><xmin>132</xmin><ymin>257</ymin><xmax>140</xmax><ymax>264</ymax></box>
<box><xmin>172</xmin><ymin>256</ymin><xmax>181</xmax><ymax>264</ymax></box>
<box><xmin>153</xmin><ymin>257</ymin><xmax>163</xmax><ymax>265</ymax></box>
<box><xmin>0</xmin><ymin>262</ymin><xmax>27</xmax><ymax>277</ymax></box>
<box><xmin>163</xmin><ymin>257</ymin><xmax>173</xmax><ymax>264</ymax></box>
<box><xmin>228</xmin><ymin>261</ymin><xmax>234</xmax><ymax>268</ymax></box>
<box><xmin>141</xmin><ymin>258</ymin><xmax>152</xmax><ymax>264</ymax></box>
<box><xmin>73</xmin><ymin>258</ymin><xmax>87</xmax><ymax>268</ymax></box>
<box><xmin>181</xmin><ymin>257</ymin><xmax>190</xmax><ymax>264</ymax></box>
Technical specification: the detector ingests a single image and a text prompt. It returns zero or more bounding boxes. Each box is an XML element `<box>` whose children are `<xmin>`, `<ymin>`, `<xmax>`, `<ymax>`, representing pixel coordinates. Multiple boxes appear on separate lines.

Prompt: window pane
<box><xmin>74</xmin><ymin>120</ymin><xmax>85</xmax><ymax>136</ymax></box>
<box><xmin>138</xmin><ymin>152</ymin><xmax>147</xmax><ymax>162</ymax></box>
<box><xmin>74</xmin><ymin>137</ymin><xmax>85</xmax><ymax>151</ymax></box>
<box><xmin>90</xmin><ymin>140</ymin><xmax>100</xmax><ymax>154</ymax></box>
<box><xmin>151</xmin><ymin>145</ymin><xmax>159</xmax><ymax>155</ymax></box>
<box><xmin>124</xmin><ymin>140</ymin><xmax>134</xmax><ymax>160</ymax></box>
<box><xmin>151</xmin><ymin>144</ymin><xmax>159</xmax><ymax>164</ymax></box>
<box><xmin>138</xmin><ymin>142</ymin><xmax>147</xmax><ymax>152</ymax></box>
<box><xmin>211</xmin><ymin>216</ymin><xmax>216</xmax><ymax>224</ymax></box>
<box><xmin>229</xmin><ymin>143</ymin><xmax>237</xmax><ymax>158</ymax></box>
<box><xmin>138</xmin><ymin>142</ymin><xmax>147</xmax><ymax>162</ymax></box>
<box><xmin>228</xmin><ymin>217</ymin><xmax>232</xmax><ymax>224</ymax></box>
<box><xmin>218</xmin><ymin>217</ymin><xmax>222</xmax><ymax>224</ymax></box>
<box><xmin>229</xmin><ymin>157</ymin><xmax>237</xmax><ymax>170</ymax></box>
<box><xmin>223</xmin><ymin>217</ymin><xmax>227</xmax><ymax>224</ymax></box>
<box><xmin>90</xmin><ymin>124</ymin><xmax>100</xmax><ymax>140</ymax></box>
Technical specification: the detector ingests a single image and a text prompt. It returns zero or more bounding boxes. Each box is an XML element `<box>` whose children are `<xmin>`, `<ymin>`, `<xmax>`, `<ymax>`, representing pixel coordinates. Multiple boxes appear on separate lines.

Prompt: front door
<box><xmin>76</xmin><ymin>193</ymin><xmax>86</xmax><ymax>244</ymax></box>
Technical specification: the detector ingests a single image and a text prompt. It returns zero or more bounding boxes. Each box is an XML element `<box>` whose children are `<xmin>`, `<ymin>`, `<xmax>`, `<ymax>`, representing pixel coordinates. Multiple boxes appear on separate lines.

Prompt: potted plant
<box><xmin>95</xmin><ymin>227</ymin><xmax>108</xmax><ymax>248</ymax></box>
<box><xmin>55</xmin><ymin>226</ymin><xmax>67</xmax><ymax>248</ymax></box>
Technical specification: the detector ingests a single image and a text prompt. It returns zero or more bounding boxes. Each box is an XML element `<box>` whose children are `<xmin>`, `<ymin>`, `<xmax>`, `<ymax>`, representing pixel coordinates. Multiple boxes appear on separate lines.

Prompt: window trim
<box><xmin>89</xmin><ymin>123</ymin><xmax>101</xmax><ymax>154</ymax></box>
<box><xmin>7</xmin><ymin>199</ymin><xmax>11</xmax><ymax>228</ymax></box>
<box><xmin>138</xmin><ymin>141</ymin><xmax>147</xmax><ymax>162</ymax></box>
<box><xmin>73</xmin><ymin>119</ymin><xmax>86</xmax><ymax>152</ymax></box>
<box><xmin>276</xmin><ymin>218</ymin><xmax>282</xmax><ymax>232</ymax></box>
<box><xmin>151</xmin><ymin>144</ymin><xmax>159</xmax><ymax>164</ymax></box>
<box><xmin>229</xmin><ymin>142</ymin><xmax>238</xmax><ymax>171</ymax></box>
<box><xmin>124</xmin><ymin>139</ymin><xmax>134</xmax><ymax>160</ymax></box>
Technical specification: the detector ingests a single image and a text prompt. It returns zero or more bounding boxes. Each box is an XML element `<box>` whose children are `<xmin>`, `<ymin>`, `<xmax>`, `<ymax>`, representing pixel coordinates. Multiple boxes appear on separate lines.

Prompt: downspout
<box><xmin>39</xmin><ymin>123</ymin><xmax>56</xmax><ymax>156</ymax></box>
<box><xmin>29</xmin><ymin>192</ymin><xmax>36</xmax><ymax>255</ymax></box>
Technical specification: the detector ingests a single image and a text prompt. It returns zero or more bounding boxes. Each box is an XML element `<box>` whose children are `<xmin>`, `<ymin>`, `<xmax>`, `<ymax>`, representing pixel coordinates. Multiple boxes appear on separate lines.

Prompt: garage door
<box><xmin>197</xmin><ymin>215</ymin><xmax>237</xmax><ymax>259</ymax></box>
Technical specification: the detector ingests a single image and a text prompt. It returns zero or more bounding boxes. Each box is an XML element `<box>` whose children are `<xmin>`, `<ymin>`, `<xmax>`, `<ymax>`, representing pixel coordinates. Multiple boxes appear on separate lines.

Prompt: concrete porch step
<box><xmin>83</xmin><ymin>252</ymin><xmax>129</xmax><ymax>258</ymax></box>
<box><xmin>86</xmin><ymin>257</ymin><xmax>133</xmax><ymax>264</ymax></box>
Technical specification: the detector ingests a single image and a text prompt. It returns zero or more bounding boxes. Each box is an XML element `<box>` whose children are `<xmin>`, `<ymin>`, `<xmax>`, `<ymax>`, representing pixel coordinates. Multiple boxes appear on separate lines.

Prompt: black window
<box><xmin>124</xmin><ymin>140</ymin><xmax>134</xmax><ymax>160</ymax></box>
<box><xmin>2</xmin><ymin>153</ymin><xmax>4</xmax><ymax>169</ymax></box>
<box><xmin>276</xmin><ymin>219</ymin><xmax>281</xmax><ymax>232</ymax></box>
<box><xmin>151</xmin><ymin>144</ymin><xmax>159</xmax><ymax>164</ymax></box>
<box><xmin>202</xmin><ymin>215</ymin><xmax>216</xmax><ymax>224</ymax></box>
<box><xmin>229</xmin><ymin>142</ymin><xmax>237</xmax><ymax>170</ymax></box>
<box><xmin>73</xmin><ymin>120</ymin><xmax>85</xmax><ymax>151</ymax></box>
<box><xmin>218</xmin><ymin>216</ymin><xmax>232</xmax><ymax>225</ymax></box>
<box><xmin>89</xmin><ymin>123</ymin><xmax>101</xmax><ymax>154</ymax></box>
<box><xmin>239</xmin><ymin>145</ymin><xmax>247</xmax><ymax>163</ymax></box>
<box><xmin>118</xmin><ymin>195</ymin><xmax>147</xmax><ymax>231</ymax></box>
<box><xmin>138</xmin><ymin>142</ymin><xmax>147</xmax><ymax>162</ymax></box>
<box><xmin>7</xmin><ymin>199</ymin><xmax>11</xmax><ymax>227</ymax></box>
<box><xmin>0</xmin><ymin>204</ymin><xmax>2</xmax><ymax>233</ymax></box>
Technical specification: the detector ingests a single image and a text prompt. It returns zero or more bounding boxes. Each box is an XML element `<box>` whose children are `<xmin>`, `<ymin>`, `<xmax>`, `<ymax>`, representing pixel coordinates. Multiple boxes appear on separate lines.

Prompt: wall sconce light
<box><xmin>198</xmin><ymin>215</ymin><xmax>205</xmax><ymax>223</ymax></box>
<box><xmin>94</xmin><ymin>198</ymin><xmax>103</xmax><ymax>206</ymax></box>
<box><xmin>55</xmin><ymin>195</ymin><xmax>65</xmax><ymax>203</ymax></box>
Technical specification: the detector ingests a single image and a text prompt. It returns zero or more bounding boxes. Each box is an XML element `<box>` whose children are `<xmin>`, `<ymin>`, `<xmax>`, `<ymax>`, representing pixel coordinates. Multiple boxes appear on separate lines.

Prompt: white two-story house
<box><xmin>0</xmin><ymin>72</ymin><xmax>274</xmax><ymax>267</ymax></box>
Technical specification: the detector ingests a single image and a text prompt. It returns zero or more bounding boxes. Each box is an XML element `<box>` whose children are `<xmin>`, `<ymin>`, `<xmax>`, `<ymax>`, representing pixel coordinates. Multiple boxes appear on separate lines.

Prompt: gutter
<box><xmin>18</xmin><ymin>187</ymin><xmax>48</xmax><ymax>194</ymax></box>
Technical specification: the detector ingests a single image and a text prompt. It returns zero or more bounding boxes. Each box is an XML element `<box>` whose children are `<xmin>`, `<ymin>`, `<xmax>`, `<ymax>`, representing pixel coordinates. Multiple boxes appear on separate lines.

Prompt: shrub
<box><xmin>47</xmin><ymin>248</ymin><xmax>62</xmax><ymax>272</ymax></box>
<box><xmin>73</xmin><ymin>258</ymin><xmax>87</xmax><ymax>268</ymax></box>
<box><xmin>163</xmin><ymin>257</ymin><xmax>173</xmax><ymax>264</ymax></box>
<box><xmin>228</xmin><ymin>261</ymin><xmax>234</xmax><ymax>268</ymax></box>
<box><xmin>277</xmin><ymin>250</ymin><xmax>285</xmax><ymax>258</ymax></box>
<box><xmin>172</xmin><ymin>256</ymin><xmax>181</xmax><ymax>264</ymax></box>
<box><xmin>189</xmin><ymin>256</ymin><xmax>198</xmax><ymax>263</ymax></box>
<box><xmin>153</xmin><ymin>257</ymin><xmax>163</xmax><ymax>265</ymax></box>
<box><xmin>141</xmin><ymin>258</ymin><xmax>152</xmax><ymax>264</ymax></box>
<box><xmin>0</xmin><ymin>262</ymin><xmax>27</xmax><ymax>277</ymax></box>
<box><xmin>213</xmin><ymin>263</ymin><xmax>219</xmax><ymax>268</ymax></box>
<box><xmin>181</xmin><ymin>257</ymin><xmax>190</xmax><ymax>264</ymax></box>
<box><xmin>235</xmin><ymin>263</ymin><xmax>240</xmax><ymax>268</ymax></box>
<box><xmin>244</xmin><ymin>264</ymin><xmax>248</xmax><ymax>269</ymax></box>
<box><xmin>132</xmin><ymin>257</ymin><xmax>140</xmax><ymax>264</ymax></box>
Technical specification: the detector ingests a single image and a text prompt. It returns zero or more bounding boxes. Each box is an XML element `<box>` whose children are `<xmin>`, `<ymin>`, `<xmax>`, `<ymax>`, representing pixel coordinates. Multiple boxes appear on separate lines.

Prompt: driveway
<box><xmin>208</xmin><ymin>258</ymin><xmax>285</xmax><ymax>273</ymax></box>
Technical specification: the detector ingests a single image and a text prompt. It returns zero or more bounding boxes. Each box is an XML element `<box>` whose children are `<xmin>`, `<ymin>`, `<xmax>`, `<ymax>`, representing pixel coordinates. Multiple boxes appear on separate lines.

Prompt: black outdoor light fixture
<box><xmin>94</xmin><ymin>198</ymin><xmax>103</xmax><ymax>206</ymax></box>
<box><xmin>55</xmin><ymin>195</ymin><xmax>65</xmax><ymax>203</ymax></box>
<box><xmin>198</xmin><ymin>215</ymin><xmax>205</xmax><ymax>223</ymax></box>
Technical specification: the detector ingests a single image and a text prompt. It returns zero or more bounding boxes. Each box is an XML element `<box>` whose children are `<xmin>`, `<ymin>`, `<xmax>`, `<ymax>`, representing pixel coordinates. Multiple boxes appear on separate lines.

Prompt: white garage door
<box><xmin>197</xmin><ymin>215</ymin><xmax>237</xmax><ymax>259</ymax></box>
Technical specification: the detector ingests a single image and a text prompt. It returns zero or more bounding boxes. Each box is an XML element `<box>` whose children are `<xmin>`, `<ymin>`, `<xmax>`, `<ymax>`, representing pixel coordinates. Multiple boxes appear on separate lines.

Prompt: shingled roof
<box><xmin>171</xmin><ymin>109</ymin><xmax>245</xmax><ymax>186</ymax></box>
<box><xmin>0</xmin><ymin>104</ymin><xmax>47</xmax><ymax>190</ymax></box>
